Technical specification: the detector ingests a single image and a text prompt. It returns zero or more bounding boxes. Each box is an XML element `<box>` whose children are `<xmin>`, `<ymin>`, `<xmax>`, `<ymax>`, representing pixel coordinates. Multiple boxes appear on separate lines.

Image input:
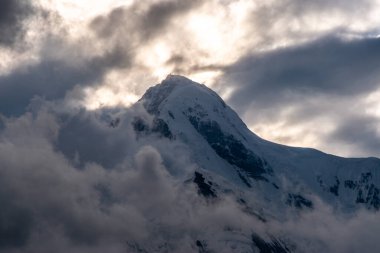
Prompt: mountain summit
<box><xmin>3</xmin><ymin>75</ymin><xmax>379</xmax><ymax>253</ymax></box>
<box><xmin>137</xmin><ymin>75</ymin><xmax>380</xmax><ymax>212</ymax></box>
<box><xmin>105</xmin><ymin>75</ymin><xmax>380</xmax><ymax>252</ymax></box>
<box><xmin>141</xmin><ymin>75</ymin><xmax>229</xmax><ymax>115</ymax></box>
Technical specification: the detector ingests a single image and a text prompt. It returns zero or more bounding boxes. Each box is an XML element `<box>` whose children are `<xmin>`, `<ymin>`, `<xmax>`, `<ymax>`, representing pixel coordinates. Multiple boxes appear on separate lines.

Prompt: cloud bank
<box><xmin>1</xmin><ymin>0</ymin><xmax>379</xmax><ymax>156</ymax></box>
<box><xmin>0</xmin><ymin>2</ymin><xmax>379</xmax><ymax>249</ymax></box>
<box><xmin>0</xmin><ymin>0</ymin><xmax>36</xmax><ymax>47</ymax></box>
<box><xmin>0</xmin><ymin>102</ymin><xmax>379</xmax><ymax>253</ymax></box>
<box><xmin>221</xmin><ymin>36</ymin><xmax>380</xmax><ymax>156</ymax></box>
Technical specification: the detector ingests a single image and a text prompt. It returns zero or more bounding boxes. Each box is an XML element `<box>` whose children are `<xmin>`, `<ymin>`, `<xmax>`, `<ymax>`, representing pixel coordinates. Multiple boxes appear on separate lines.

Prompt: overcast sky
<box><xmin>1</xmin><ymin>0</ymin><xmax>380</xmax><ymax>157</ymax></box>
<box><xmin>2</xmin><ymin>1</ymin><xmax>380</xmax><ymax>252</ymax></box>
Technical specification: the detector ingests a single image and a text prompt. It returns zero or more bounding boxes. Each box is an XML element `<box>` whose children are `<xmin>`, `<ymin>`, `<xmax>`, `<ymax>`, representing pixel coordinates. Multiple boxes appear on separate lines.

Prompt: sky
<box><xmin>1</xmin><ymin>1</ymin><xmax>380</xmax><ymax>252</ymax></box>
<box><xmin>1</xmin><ymin>0</ymin><xmax>380</xmax><ymax>157</ymax></box>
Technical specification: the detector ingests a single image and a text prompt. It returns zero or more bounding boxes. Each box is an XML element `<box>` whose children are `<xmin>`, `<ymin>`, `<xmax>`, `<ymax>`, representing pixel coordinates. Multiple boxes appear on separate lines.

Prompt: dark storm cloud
<box><xmin>0</xmin><ymin>0</ymin><xmax>204</xmax><ymax>117</ymax></box>
<box><xmin>56</xmin><ymin>108</ymin><xmax>133</xmax><ymax>168</ymax></box>
<box><xmin>0</xmin><ymin>109</ymin><xmax>151</xmax><ymax>251</ymax></box>
<box><xmin>251</xmin><ymin>0</ymin><xmax>373</xmax><ymax>46</ymax></box>
<box><xmin>164</xmin><ymin>53</ymin><xmax>227</xmax><ymax>76</ymax></box>
<box><xmin>220</xmin><ymin>35</ymin><xmax>380</xmax><ymax>157</ymax></box>
<box><xmin>224</xmin><ymin>36</ymin><xmax>380</xmax><ymax>111</ymax></box>
<box><xmin>91</xmin><ymin>0</ymin><xmax>203</xmax><ymax>41</ymax></box>
<box><xmin>0</xmin><ymin>0</ymin><xmax>35</xmax><ymax>47</ymax></box>
<box><xmin>329</xmin><ymin>115</ymin><xmax>380</xmax><ymax>157</ymax></box>
<box><xmin>0</xmin><ymin>106</ymin><xmax>254</xmax><ymax>252</ymax></box>
<box><xmin>171</xmin><ymin>62</ymin><xmax>226</xmax><ymax>76</ymax></box>
<box><xmin>139</xmin><ymin>0</ymin><xmax>203</xmax><ymax>39</ymax></box>
<box><xmin>1</xmin><ymin>0</ymin><xmax>380</xmax><ymax>251</ymax></box>
<box><xmin>1</xmin><ymin>104</ymin><xmax>380</xmax><ymax>252</ymax></box>
<box><xmin>259</xmin><ymin>0</ymin><xmax>371</xmax><ymax>17</ymax></box>
<box><xmin>0</xmin><ymin>192</ymin><xmax>33</xmax><ymax>249</ymax></box>
<box><xmin>0</xmin><ymin>46</ymin><xmax>130</xmax><ymax>117</ymax></box>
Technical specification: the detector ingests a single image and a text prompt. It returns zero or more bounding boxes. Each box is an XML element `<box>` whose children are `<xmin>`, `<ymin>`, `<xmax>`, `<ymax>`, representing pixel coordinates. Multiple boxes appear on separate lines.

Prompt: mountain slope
<box><xmin>2</xmin><ymin>75</ymin><xmax>379</xmax><ymax>253</ymax></box>
<box><xmin>137</xmin><ymin>75</ymin><xmax>380</xmax><ymax>214</ymax></box>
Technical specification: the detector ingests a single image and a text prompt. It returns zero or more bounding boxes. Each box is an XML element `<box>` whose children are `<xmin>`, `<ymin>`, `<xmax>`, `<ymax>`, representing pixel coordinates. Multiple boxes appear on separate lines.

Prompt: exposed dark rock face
<box><xmin>132</xmin><ymin>117</ymin><xmax>173</xmax><ymax>139</ymax></box>
<box><xmin>140</xmin><ymin>79</ymin><xmax>178</xmax><ymax>115</ymax></box>
<box><xmin>168</xmin><ymin>110</ymin><xmax>175</xmax><ymax>119</ymax></box>
<box><xmin>193</xmin><ymin>172</ymin><xmax>216</xmax><ymax>198</ymax></box>
<box><xmin>329</xmin><ymin>177</ymin><xmax>340</xmax><ymax>196</ymax></box>
<box><xmin>286</xmin><ymin>194</ymin><xmax>313</xmax><ymax>209</ymax></box>
<box><xmin>188</xmin><ymin>115</ymin><xmax>268</xmax><ymax>181</ymax></box>
<box><xmin>251</xmin><ymin>233</ymin><xmax>291</xmax><ymax>253</ymax></box>
<box><xmin>196</xmin><ymin>240</ymin><xmax>211</xmax><ymax>253</ymax></box>
<box><xmin>344</xmin><ymin>172</ymin><xmax>380</xmax><ymax>210</ymax></box>
<box><xmin>132</xmin><ymin>117</ymin><xmax>149</xmax><ymax>133</ymax></box>
<box><xmin>238</xmin><ymin>171</ymin><xmax>252</xmax><ymax>188</ymax></box>
<box><xmin>317</xmin><ymin>175</ymin><xmax>340</xmax><ymax>196</ymax></box>
<box><xmin>151</xmin><ymin>118</ymin><xmax>173</xmax><ymax>139</ymax></box>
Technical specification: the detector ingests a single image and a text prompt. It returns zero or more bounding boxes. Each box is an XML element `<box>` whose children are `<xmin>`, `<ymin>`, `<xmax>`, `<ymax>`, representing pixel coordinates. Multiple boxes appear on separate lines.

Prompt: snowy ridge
<box><xmin>138</xmin><ymin>75</ymin><xmax>380</xmax><ymax>213</ymax></box>
<box><xmin>122</xmin><ymin>75</ymin><xmax>380</xmax><ymax>252</ymax></box>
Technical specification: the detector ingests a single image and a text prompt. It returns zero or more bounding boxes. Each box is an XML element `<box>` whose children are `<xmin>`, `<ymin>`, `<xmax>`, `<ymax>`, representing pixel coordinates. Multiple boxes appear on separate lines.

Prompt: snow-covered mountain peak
<box><xmin>135</xmin><ymin>76</ymin><xmax>380</xmax><ymax>214</ymax></box>
<box><xmin>141</xmin><ymin>74</ymin><xmax>227</xmax><ymax>115</ymax></box>
<box><xmin>138</xmin><ymin>75</ymin><xmax>275</xmax><ymax>184</ymax></box>
<box><xmin>162</xmin><ymin>74</ymin><xmax>197</xmax><ymax>85</ymax></box>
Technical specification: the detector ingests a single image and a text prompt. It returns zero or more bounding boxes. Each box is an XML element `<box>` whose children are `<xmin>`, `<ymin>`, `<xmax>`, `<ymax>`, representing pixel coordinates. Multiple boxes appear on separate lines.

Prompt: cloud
<box><xmin>139</xmin><ymin>0</ymin><xmax>204</xmax><ymax>40</ymax></box>
<box><xmin>270</xmin><ymin>202</ymin><xmax>380</xmax><ymax>253</ymax></box>
<box><xmin>0</xmin><ymin>108</ymin><xmax>159</xmax><ymax>251</ymax></box>
<box><xmin>224</xmin><ymin>36</ymin><xmax>380</xmax><ymax>110</ymax></box>
<box><xmin>249</xmin><ymin>0</ymin><xmax>377</xmax><ymax>49</ymax></box>
<box><xmin>0</xmin><ymin>0</ymin><xmax>205</xmax><ymax>117</ymax></box>
<box><xmin>0</xmin><ymin>1</ymin><xmax>380</xmax><ymax>252</ymax></box>
<box><xmin>4</xmin><ymin>0</ymin><xmax>377</xmax><ymax>120</ymax></box>
<box><xmin>220</xmin><ymin>35</ymin><xmax>380</xmax><ymax>157</ymax></box>
<box><xmin>253</xmin><ymin>0</ymin><xmax>372</xmax><ymax>22</ymax></box>
<box><xmin>0</xmin><ymin>105</ymin><xmax>250</xmax><ymax>252</ymax></box>
<box><xmin>328</xmin><ymin>114</ymin><xmax>380</xmax><ymax>157</ymax></box>
<box><xmin>0</xmin><ymin>0</ymin><xmax>35</xmax><ymax>47</ymax></box>
<box><xmin>91</xmin><ymin>0</ymin><xmax>203</xmax><ymax>41</ymax></box>
<box><xmin>0</xmin><ymin>44</ymin><xmax>131</xmax><ymax>117</ymax></box>
<box><xmin>0</xmin><ymin>98</ymin><xmax>380</xmax><ymax>252</ymax></box>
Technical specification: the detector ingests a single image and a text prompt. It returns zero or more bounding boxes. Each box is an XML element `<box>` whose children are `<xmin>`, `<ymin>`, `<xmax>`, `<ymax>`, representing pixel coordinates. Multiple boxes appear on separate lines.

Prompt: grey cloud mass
<box><xmin>329</xmin><ymin>114</ymin><xmax>380</xmax><ymax>157</ymax></box>
<box><xmin>0</xmin><ymin>0</ymin><xmax>380</xmax><ymax>251</ymax></box>
<box><xmin>222</xmin><ymin>36</ymin><xmax>380</xmax><ymax>157</ymax></box>
<box><xmin>0</xmin><ymin>0</ymin><xmax>35</xmax><ymax>46</ymax></box>
<box><xmin>0</xmin><ymin>46</ymin><xmax>130</xmax><ymax>116</ymax></box>
<box><xmin>257</xmin><ymin>0</ymin><xmax>372</xmax><ymax>17</ymax></box>
<box><xmin>91</xmin><ymin>0</ymin><xmax>203</xmax><ymax>41</ymax></box>
<box><xmin>139</xmin><ymin>0</ymin><xmax>203</xmax><ymax>39</ymax></box>
<box><xmin>0</xmin><ymin>103</ymin><xmax>379</xmax><ymax>252</ymax></box>
<box><xmin>0</xmin><ymin>0</ymin><xmax>204</xmax><ymax>117</ymax></box>
<box><xmin>225</xmin><ymin>36</ymin><xmax>380</xmax><ymax>110</ymax></box>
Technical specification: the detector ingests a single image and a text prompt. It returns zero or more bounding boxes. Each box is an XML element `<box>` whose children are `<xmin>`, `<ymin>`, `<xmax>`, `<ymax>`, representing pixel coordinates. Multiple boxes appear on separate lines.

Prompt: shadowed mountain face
<box><xmin>139</xmin><ymin>75</ymin><xmax>380</xmax><ymax>212</ymax></box>
<box><xmin>1</xmin><ymin>75</ymin><xmax>379</xmax><ymax>253</ymax></box>
<box><xmin>84</xmin><ymin>75</ymin><xmax>380</xmax><ymax>252</ymax></box>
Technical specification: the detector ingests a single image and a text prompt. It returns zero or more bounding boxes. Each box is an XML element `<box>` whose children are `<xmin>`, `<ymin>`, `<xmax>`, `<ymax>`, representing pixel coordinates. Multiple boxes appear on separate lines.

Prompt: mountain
<box><xmin>128</xmin><ymin>75</ymin><xmax>380</xmax><ymax>252</ymax></box>
<box><xmin>2</xmin><ymin>74</ymin><xmax>378</xmax><ymax>253</ymax></box>
<box><xmin>137</xmin><ymin>75</ymin><xmax>380</xmax><ymax>210</ymax></box>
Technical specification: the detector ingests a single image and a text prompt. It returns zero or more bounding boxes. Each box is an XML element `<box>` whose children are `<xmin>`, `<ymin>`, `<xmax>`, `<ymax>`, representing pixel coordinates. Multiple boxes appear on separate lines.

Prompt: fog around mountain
<box><xmin>0</xmin><ymin>76</ymin><xmax>379</xmax><ymax>253</ymax></box>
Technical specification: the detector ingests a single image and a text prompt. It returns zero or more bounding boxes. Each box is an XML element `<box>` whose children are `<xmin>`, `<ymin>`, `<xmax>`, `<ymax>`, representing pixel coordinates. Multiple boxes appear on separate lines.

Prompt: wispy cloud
<box><xmin>0</xmin><ymin>0</ymin><xmax>379</xmax><ymax>156</ymax></box>
<box><xmin>0</xmin><ymin>102</ymin><xmax>379</xmax><ymax>252</ymax></box>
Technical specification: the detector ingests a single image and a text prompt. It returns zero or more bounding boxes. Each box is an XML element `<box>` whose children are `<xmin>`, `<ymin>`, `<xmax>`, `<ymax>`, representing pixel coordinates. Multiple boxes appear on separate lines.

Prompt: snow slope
<box><xmin>137</xmin><ymin>75</ymin><xmax>380</xmax><ymax>216</ymax></box>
